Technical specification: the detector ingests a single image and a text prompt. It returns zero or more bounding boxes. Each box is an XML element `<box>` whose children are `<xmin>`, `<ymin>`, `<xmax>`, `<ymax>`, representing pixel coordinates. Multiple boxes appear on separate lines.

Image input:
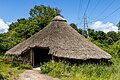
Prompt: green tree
<box><xmin>8</xmin><ymin>5</ymin><xmax>61</xmax><ymax>39</ymax></box>
<box><xmin>107</xmin><ymin>31</ymin><xmax>118</xmax><ymax>42</ymax></box>
<box><xmin>117</xmin><ymin>21</ymin><xmax>120</xmax><ymax>31</ymax></box>
<box><xmin>29</xmin><ymin>5</ymin><xmax>60</xmax><ymax>18</ymax></box>
<box><xmin>70</xmin><ymin>23</ymin><xmax>78</xmax><ymax>31</ymax></box>
<box><xmin>29</xmin><ymin>5</ymin><xmax>61</xmax><ymax>29</ymax></box>
<box><xmin>70</xmin><ymin>23</ymin><xmax>84</xmax><ymax>35</ymax></box>
<box><xmin>78</xmin><ymin>28</ymin><xmax>83</xmax><ymax>35</ymax></box>
<box><xmin>88</xmin><ymin>28</ymin><xmax>95</xmax><ymax>38</ymax></box>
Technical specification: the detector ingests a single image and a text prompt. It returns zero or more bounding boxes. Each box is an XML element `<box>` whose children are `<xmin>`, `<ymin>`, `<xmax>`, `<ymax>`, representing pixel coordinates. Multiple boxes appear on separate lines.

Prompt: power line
<box><xmin>89</xmin><ymin>0</ymin><xmax>101</xmax><ymax>17</ymax></box>
<box><xmin>84</xmin><ymin>0</ymin><xmax>90</xmax><ymax>16</ymax></box>
<box><xmin>94</xmin><ymin>0</ymin><xmax>115</xmax><ymax>20</ymax></box>
<box><xmin>102</xmin><ymin>5</ymin><xmax>120</xmax><ymax>20</ymax></box>
<box><xmin>78</xmin><ymin>0</ymin><xmax>83</xmax><ymax>19</ymax></box>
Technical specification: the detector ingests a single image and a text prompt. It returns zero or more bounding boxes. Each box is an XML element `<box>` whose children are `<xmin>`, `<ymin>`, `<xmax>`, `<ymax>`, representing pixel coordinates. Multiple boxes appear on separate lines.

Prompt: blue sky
<box><xmin>0</xmin><ymin>0</ymin><xmax>120</xmax><ymax>33</ymax></box>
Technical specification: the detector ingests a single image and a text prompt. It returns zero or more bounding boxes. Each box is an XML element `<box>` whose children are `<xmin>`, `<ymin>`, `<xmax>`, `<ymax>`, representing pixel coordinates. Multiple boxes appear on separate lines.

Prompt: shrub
<box><xmin>40</xmin><ymin>61</ymin><xmax>72</xmax><ymax>78</ymax></box>
<box><xmin>0</xmin><ymin>73</ymin><xmax>4</xmax><ymax>80</ymax></box>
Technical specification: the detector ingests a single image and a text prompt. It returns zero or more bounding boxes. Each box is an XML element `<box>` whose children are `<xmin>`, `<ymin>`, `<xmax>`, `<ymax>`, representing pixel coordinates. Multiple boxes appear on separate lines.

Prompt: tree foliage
<box><xmin>70</xmin><ymin>23</ymin><xmax>78</xmax><ymax>31</ymax></box>
<box><xmin>117</xmin><ymin>21</ymin><xmax>120</xmax><ymax>31</ymax></box>
<box><xmin>29</xmin><ymin>5</ymin><xmax>60</xmax><ymax>18</ymax></box>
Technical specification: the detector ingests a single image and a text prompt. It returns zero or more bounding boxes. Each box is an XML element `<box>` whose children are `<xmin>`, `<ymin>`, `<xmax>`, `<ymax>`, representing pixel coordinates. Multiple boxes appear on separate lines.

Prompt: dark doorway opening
<box><xmin>33</xmin><ymin>47</ymin><xmax>52</xmax><ymax>67</ymax></box>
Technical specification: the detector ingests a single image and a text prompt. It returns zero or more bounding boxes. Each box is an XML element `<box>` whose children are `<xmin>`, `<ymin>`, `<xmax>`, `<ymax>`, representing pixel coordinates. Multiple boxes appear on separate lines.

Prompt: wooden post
<box><xmin>30</xmin><ymin>49</ymin><xmax>32</xmax><ymax>65</ymax></box>
<box><xmin>32</xmin><ymin>49</ymin><xmax>34</xmax><ymax>66</ymax></box>
<box><xmin>30</xmin><ymin>49</ymin><xmax>34</xmax><ymax>66</ymax></box>
<box><xmin>51</xmin><ymin>55</ymin><xmax>55</xmax><ymax>63</ymax></box>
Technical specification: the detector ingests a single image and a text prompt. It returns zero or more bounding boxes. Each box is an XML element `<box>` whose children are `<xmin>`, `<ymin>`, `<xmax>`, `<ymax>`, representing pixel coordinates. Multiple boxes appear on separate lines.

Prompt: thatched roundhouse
<box><xmin>5</xmin><ymin>16</ymin><xmax>111</xmax><ymax>66</ymax></box>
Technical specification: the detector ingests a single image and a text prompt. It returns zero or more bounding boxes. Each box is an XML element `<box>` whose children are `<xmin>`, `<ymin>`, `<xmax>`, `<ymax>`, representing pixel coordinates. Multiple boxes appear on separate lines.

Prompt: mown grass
<box><xmin>40</xmin><ymin>58</ymin><xmax>120</xmax><ymax>80</ymax></box>
<box><xmin>0</xmin><ymin>55</ymin><xmax>32</xmax><ymax>80</ymax></box>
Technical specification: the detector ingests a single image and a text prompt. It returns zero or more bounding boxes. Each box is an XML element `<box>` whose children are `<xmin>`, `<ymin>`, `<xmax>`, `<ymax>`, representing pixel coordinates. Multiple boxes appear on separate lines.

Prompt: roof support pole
<box><xmin>30</xmin><ymin>49</ymin><xmax>34</xmax><ymax>66</ymax></box>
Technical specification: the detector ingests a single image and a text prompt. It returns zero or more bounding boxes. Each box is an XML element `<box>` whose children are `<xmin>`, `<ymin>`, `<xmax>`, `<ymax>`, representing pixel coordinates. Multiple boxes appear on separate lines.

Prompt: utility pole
<box><xmin>82</xmin><ymin>15</ymin><xmax>89</xmax><ymax>38</ymax></box>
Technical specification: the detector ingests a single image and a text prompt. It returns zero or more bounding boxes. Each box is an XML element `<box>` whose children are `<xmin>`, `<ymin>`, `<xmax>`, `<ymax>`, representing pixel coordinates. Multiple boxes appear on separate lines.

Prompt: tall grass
<box><xmin>40</xmin><ymin>59</ymin><xmax>120</xmax><ymax>80</ymax></box>
<box><xmin>0</xmin><ymin>54</ymin><xmax>32</xmax><ymax>80</ymax></box>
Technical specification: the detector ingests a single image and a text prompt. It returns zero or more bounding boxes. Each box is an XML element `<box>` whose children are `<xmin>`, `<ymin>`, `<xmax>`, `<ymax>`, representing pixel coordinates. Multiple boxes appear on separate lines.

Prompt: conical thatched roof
<box><xmin>5</xmin><ymin>16</ymin><xmax>111</xmax><ymax>60</ymax></box>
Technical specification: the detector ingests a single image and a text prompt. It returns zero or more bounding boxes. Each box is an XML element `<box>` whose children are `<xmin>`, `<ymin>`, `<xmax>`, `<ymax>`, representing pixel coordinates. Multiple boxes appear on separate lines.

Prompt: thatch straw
<box><xmin>5</xmin><ymin>16</ymin><xmax>111</xmax><ymax>60</ymax></box>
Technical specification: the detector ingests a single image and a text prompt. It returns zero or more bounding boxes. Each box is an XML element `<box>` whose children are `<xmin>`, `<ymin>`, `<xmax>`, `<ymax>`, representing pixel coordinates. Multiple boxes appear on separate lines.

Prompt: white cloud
<box><xmin>0</xmin><ymin>18</ymin><xmax>9</xmax><ymax>33</ymax></box>
<box><xmin>90</xmin><ymin>21</ymin><xmax>118</xmax><ymax>33</ymax></box>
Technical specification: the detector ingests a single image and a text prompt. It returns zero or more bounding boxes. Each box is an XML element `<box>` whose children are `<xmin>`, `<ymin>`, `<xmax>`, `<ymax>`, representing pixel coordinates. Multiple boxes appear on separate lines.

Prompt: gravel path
<box><xmin>18</xmin><ymin>70</ymin><xmax>60</xmax><ymax>80</ymax></box>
